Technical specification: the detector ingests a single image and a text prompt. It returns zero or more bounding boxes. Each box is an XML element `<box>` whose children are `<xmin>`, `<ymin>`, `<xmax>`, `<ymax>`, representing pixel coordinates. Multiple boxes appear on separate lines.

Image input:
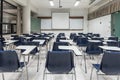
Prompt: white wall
<box><xmin>70</xmin><ymin>9</ymin><xmax>88</xmax><ymax>33</ymax></box>
<box><xmin>88</xmin><ymin>15</ymin><xmax>111</xmax><ymax>37</ymax></box>
<box><xmin>39</xmin><ymin>8</ymin><xmax>88</xmax><ymax>34</ymax></box>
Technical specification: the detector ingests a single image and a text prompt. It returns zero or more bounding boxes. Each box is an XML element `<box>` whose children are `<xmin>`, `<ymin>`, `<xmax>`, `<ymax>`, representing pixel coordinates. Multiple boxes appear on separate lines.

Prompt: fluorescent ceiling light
<box><xmin>74</xmin><ymin>0</ymin><xmax>80</xmax><ymax>7</ymax></box>
<box><xmin>49</xmin><ymin>0</ymin><xmax>54</xmax><ymax>6</ymax></box>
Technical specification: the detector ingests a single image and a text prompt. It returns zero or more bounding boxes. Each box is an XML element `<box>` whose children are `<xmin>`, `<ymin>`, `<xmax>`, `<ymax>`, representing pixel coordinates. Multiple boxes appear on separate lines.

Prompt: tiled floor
<box><xmin>0</xmin><ymin>43</ymin><xmax>119</xmax><ymax>80</ymax></box>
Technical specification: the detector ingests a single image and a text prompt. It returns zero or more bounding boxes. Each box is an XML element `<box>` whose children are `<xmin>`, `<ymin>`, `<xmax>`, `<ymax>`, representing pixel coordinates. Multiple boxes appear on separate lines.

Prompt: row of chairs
<box><xmin>69</xmin><ymin>33</ymin><xmax>120</xmax><ymax>80</ymax></box>
<box><xmin>70</xmin><ymin>33</ymin><xmax>100</xmax><ymax>40</ymax></box>
<box><xmin>0</xmin><ymin>33</ymin><xmax>54</xmax><ymax>80</ymax></box>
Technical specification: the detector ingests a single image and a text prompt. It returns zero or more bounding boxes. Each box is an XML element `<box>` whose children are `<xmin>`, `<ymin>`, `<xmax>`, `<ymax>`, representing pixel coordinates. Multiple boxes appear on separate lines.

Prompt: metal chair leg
<box><xmin>37</xmin><ymin>54</ymin><xmax>40</xmax><ymax>72</ymax></box>
<box><xmin>28</xmin><ymin>55</ymin><xmax>30</xmax><ymax>62</ymax></box>
<box><xmin>96</xmin><ymin>71</ymin><xmax>99</xmax><ymax>80</ymax></box>
<box><xmin>43</xmin><ymin>68</ymin><xmax>46</xmax><ymax>80</ymax></box>
<box><xmin>2</xmin><ymin>73</ymin><xmax>5</xmax><ymax>80</ymax></box>
<box><xmin>23</xmin><ymin>56</ymin><xmax>29</xmax><ymax>80</ymax></box>
<box><xmin>84</xmin><ymin>53</ymin><xmax>87</xmax><ymax>73</ymax></box>
<box><xmin>117</xmin><ymin>76</ymin><xmax>119</xmax><ymax>80</ymax></box>
<box><xmin>74</xmin><ymin>68</ymin><xmax>76</xmax><ymax>80</ymax></box>
<box><xmin>90</xmin><ymin>67</ymin><xmax>94</xmax><ymax>80</ymax></box>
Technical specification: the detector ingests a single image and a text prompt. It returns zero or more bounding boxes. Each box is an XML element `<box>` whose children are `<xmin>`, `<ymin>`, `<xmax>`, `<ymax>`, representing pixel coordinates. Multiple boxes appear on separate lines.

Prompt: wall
<box><xmin>38</xmin><ymin>8</ymin><xmax>88</xmax><ymax>34</ymax></box>
<box><xmin>88</xmin><ymin>15</ymin><xmax>111</xmax><ymax>37</ymax></box>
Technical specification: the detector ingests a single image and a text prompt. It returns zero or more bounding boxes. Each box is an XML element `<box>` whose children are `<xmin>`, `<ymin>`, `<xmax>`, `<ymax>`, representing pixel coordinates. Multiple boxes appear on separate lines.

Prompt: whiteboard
<box><xmin>52</xmin><ymin>13</ymin><xmax>69</xmax><ymax>29</ymax></box>
<box><xmin>70</xmin><ymin>19</ymin><xmax>83</xmax><ymax>29</ymax></box>
<box><xmin>41</xmin><ymin>19</ymin><xmax>51</xmax><ymax>29</ymax></box>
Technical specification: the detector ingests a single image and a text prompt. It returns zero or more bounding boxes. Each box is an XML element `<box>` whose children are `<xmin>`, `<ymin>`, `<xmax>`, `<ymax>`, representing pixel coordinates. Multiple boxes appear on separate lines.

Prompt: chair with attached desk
<box><xmin>91</xmin><ymin>37</ymin><xmax>104</xmax><ymax>41</ymax></box>
<box><xmin>52</xmin><ymin>42</ymin><xmax>70</xmax><ymax>51</ymax></box>
<box><xmin>0</xmin><ymin>50</ymin><xmax>28</xmax><ymax>80</ymax></box>
<box><xmin>70</xmin><ymin>33</ymin><xmax>77</xmax><ymax>40</ymax></box>
<box><xmin>21</xmin><ymin>41</ymin><xmax>40</xmax><ymax>72</ymax></box>
<box><xmin>73</xmin><ymin>35</ymin><xmax>82</xmax><ymax>43</ymax></box>
<box><xmin>32</xmin><ymin>37</ymin><xmax>49</xmax><ymax>51</ymax></box>
<box><xmin>90</xmin><ymin>51</ymin><xmax>120</xmax><ymax>80</ymax></box>
<box><xmin>0</xmin><ymin>37</ymin><xmax>6</xmax><ymax>47</ymax></box>
<box><xmin>86</xmin><ymin>33</ymin><xmax>93</xmax><ymax>38</ymax></box>
<box><xmin>84</xmin><ymin>41</ymin><xmax>103</xmax><ymax>73</ymax></box>
<box><xmin>0</xmin><ymin>42</ymin><xmax>4</xmax><ymax>51</ymax></box>
<box><xmin>77</xmin><ymin>37</ymin><xmax>88</xmax><ymax>49</ymax></box>
<box><xmin>12</xmin><ymin>37</ymin><xmax>25</xmax><ymax>46</ymax></box>
<box><xmin>56</xmin><ymin>37</ymin><xmax>67</xmax><ymax>42</ymax></box>
<box><xmin>108</xmin><ymin>36</ymin><xmax>118</xmax><ymax>41</ymax></box>
<box><xmin>92</xmin><ymin>34</ymin><xmax>100</xmax><ymax>37</ymax></box>
<box><xmin>43</xmin><ymin>51</ymin><xmax>76</xmax><ymax>80</ymax></box>
<box><xmin>86</xmin><ymin>41</ymin><xmax>103</xmax><ymax>57</ymax></box>
<box><xmin>11</xmin><ymin>35</ymin><xmax>18</xmax><ymax>38</ymax></box>
<box><xmin>31</xmin><ymin>37</ymin><xmax>48</xmax><ymax>46</ymax></box>
<box><xmin>107</xmin><ymin>41</ymin><xmax>118</xmax><ymax>47</ymax></box>
<box><xmin>78</xmin><ymin>33</ymin><xmax>84</xmax><ymax>36</ymax></box>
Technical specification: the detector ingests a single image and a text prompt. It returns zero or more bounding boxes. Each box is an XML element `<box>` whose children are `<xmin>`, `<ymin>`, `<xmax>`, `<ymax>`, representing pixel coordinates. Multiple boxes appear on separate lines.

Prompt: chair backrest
<box><xmin>78</xmin><ymin>33</ymin><xmax>83</xmax><ymax>36</ymax></box>
<box><xmin>77</xmin><ymin>37</ymin><xmax>88</xmax><ymax>47</ymax></box>
<box><xmin>92</xmin><ymin>37</ymin><xmax>104</xmax><ymax>41</ymax></box>
<box><xmin>108</xmin><ymin>37</ymin><xmax>118</xmax><ymax>41</ymax></box>
<box><xmin>107</xmin><ymin>41</ymin><xmax>118</xmax><ymax>47</ymax></box>
<box><xmin>100</xmin><ymin>51</ymin><xmax>120</xmax><ymax>75</ymax></box>
<box><xmin>0</xmin><ymin>42</ymin><xmax>4</xmax><ymax>51</ymax></box>
<box><xmin>86</xmin><ymin>42</ymin><xmax>103</xmax><ymax>55</ymax></box>
<box><xmin>0</xmin><ymin>51</ymin><xmax>20</xmax><ymax>72</ymax></box>
<box><xmin>52</xmin><ymin>42</ymin><xmax>70</xmax><ymax>51</ymax></box>
<box><xmin>86</xmin><ymin>33</ymin><xmax>93</xmax><ymax>37</ymax></box>
<box><xmin>12</xmin><ymin>37</ymin><xmax>25</xmax><ymax>46</ymax></box>
<box><xmin>70</xmin><ymin>33</ymin><xmax>76</xmax><ymax>40</ymax></box>
<box><xmin>73</xmin><ymin>36</ymin><xmax>82</xmax><ymax>42</ymax></box>
<box><xmin>46</xmin><ymin>51</ymin><xmax>74</xmax><ymax>73</ymax></box>
<box><xmin>0</xmin><ymin>37</ymin><xmax>5</xmax><ymax>42</ymax></box>
<box><xmin>92</xmin><ymin>34</ymin><xmax>100</xmax><ymax>37</ymax></box>
<box><xmin>11</xmin><ymin>35</ymin><xmax>18</xmax><ymax>38</ymax></box>
<box><xmin>21</xmin><ymin>41</ymin><xmax>39</xmax><ymax>46</ymax></box>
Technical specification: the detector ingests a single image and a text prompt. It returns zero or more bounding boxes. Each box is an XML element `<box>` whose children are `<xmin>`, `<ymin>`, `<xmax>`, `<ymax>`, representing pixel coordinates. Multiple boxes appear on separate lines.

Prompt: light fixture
<box><xmin>49</xmin><ymin>0</ymin><xmax>54</xmax><ymax>6</ymax></box>
<box><xmin>74</xmin><ymin>0</ymin><xmax>80</xmax><ymax>7</ymax></box>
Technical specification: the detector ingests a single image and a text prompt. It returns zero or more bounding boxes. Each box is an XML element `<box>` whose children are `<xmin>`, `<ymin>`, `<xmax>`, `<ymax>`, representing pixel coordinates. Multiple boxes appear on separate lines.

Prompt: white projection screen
<box><xmin>52</xmin><ymin>13</ymin><xmax>69</xmax><ymax>29</ymax></box>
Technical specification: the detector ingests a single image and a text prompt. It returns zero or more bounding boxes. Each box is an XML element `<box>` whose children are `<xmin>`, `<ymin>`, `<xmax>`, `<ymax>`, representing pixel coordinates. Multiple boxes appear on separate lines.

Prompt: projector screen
<box><xmin>52</xmin><ymin>13</ymin><xmax>69</xmax><ymax>29</ymax></box>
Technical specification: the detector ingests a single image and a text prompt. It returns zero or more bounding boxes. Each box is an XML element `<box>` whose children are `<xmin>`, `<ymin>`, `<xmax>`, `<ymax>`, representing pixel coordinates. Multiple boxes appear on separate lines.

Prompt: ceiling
<box><xmin>30</xmin><ymin>0</ymin><xmax>91</xmax><ymax>9</ymax></box>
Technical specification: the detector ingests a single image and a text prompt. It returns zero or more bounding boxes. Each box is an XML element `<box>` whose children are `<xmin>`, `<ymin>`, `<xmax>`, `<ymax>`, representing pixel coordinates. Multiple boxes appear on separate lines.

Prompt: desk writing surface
<box><xmin>16</xmin><ymin>45</ymin><xmax>36</xmax><ymax>55</ymax></box>
<box><xmin>88</xmin><ymin>40</ymin><xmax>101</xmax><ymax>43</ymax></box>
<box><xmin>59</xmin><ymin>46</ymin><xmax>82</xmax><ymax>56</ymax></box>
<box><xmin>99</xmin><ymin>46</ymin><xmax>120</xmax><ymax>51</ymax></box>
<box><xmin>60</xmin><ymin>40</ymin><xmax>74</xmax><ymax>44</ymax></box>
<box><xmin>32</xmin><ymin>40</ymin><xmax>45</xmax><ymax>45</ymax></box>
<box><xmin>24</xmin><ymin>37</ymin><xmax>32</xmax><ymax>40</ymax></box>
<box><xmin>5</xmin><ymin>40</ymin><xmax>18</xmax><ymax>45</ymax></box>
<box><xmin>103</xmin><ymin>40</ymin><xmax>116</xmax><ymax>42</ymax></box>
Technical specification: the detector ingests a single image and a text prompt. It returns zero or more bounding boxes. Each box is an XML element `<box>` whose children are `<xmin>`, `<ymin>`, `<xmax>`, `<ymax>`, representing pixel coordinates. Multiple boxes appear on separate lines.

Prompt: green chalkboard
<box><xmin>31</xmin><ymin>17</ymin><xmax>41</xmax><ymax>33</ymax></box>
<box><xmin>111</xmin><ymin>12</ymin><xmax>120</xmax><ymax>38</ymax></box>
